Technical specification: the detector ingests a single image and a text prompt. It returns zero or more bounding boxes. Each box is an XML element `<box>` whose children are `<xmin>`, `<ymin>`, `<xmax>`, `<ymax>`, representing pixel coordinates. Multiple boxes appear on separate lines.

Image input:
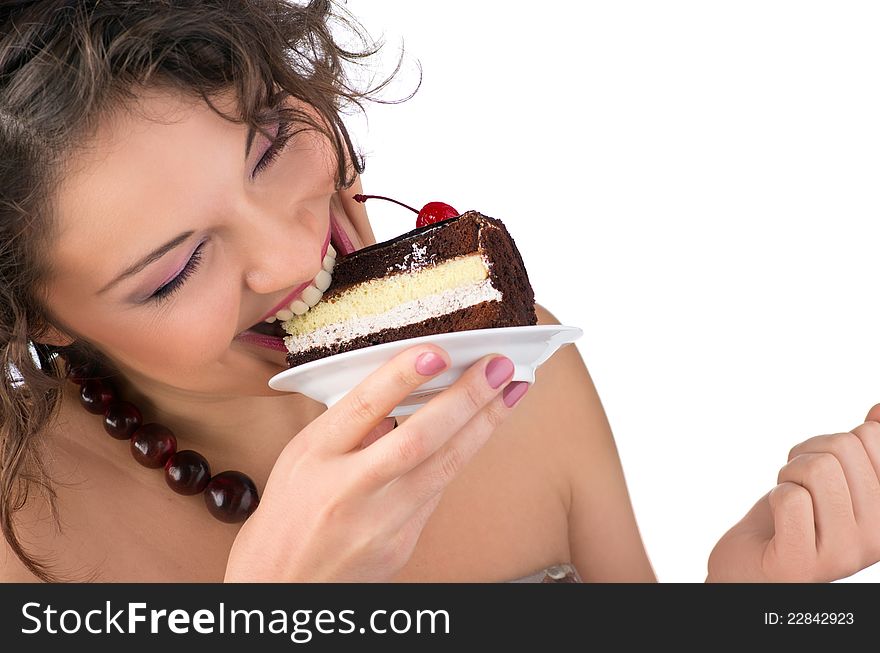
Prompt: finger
<box><xmin>318</xmin><ymin>345</ymin><xmax>451</xmax><ymax>453</ymax></box>
<box><xmin>851</xmin><ymin>421</ymin><xmax>880</xmax><ymax>486</ymax></box>
<box><xmin>865</xmin><ymin>403</ymin><xmax>880</xmax><ymax>424</ymax></box>
<box><xmin>788</xmin><ymin>431</ymin><xmax>880</xmax><ymax>525</ymax></box>
<box><xmin>359</xmin><ymin>417</ymin><xmax>397</xmax><ymax>450</ymax></box>
<box><xmin>360</xmin><ymin>354</ymin><xmax>516</xmax><ymax>485</ymax></box>
<box><xmin>777</xmin><ymin>452</ymin><xmax>856</xmax><ymax>553</ymax></box>
<box><xmin>767</xmin><ymin>482</ymin><xmax>817</xmax><ymax>575</ymax></box>
<box><xmin>852</xmin><ymin>421</ymin><xmax>880</xmax><ymax>562</ymax></box>
<box><xmin>388</xmin><ymin>385</ymin><xmax>528</xmax><ymax>521</ymax></box>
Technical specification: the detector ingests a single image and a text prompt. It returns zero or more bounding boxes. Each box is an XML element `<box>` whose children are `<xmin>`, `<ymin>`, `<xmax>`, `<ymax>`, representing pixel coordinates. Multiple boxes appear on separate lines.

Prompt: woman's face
<box><xmin>44</xmin><ymin>88</ymin><xmax>340</xmax><ymax>396</ymax></box>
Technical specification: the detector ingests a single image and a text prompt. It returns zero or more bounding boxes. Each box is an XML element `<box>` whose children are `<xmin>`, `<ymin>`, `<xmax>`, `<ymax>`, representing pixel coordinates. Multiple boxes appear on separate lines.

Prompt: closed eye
<box><xmin>252</xmin><ymin>118</ymin><xmax>294</xmax><ymax>179</ymax></box>
<box><xmin>149</xmin><ymin>241</ymin><xmax>206</xmax><ymax>304</ymax></box>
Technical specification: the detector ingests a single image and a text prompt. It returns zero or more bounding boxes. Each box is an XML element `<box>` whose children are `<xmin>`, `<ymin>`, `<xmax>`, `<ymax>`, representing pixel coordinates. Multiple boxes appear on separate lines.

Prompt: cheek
<box><xmin>95</xmin><ymin>283</ymin><xmax>241</xmax><ymax>373</ymax></box>
<box><xmin>156</xmin><ymin>290</ymin><xmax>240</xmax><ymax>362</ymax></box>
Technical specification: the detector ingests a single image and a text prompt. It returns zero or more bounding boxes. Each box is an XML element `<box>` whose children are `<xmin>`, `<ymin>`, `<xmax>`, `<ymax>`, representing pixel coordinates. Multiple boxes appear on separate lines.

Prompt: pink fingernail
<box><xmin>485</xmin><ymin>356</ymin><xmax>514</xmax><ymax>389</ymax></box>
<box><xmin>503</xmin><ymin>381</ymin><xmax>529</xmax><ymax>408</ymax></box>
<box><xmin>416</xmin><ymin>352</ymin><xmax>447</xmax><ymax>376</ymax></box>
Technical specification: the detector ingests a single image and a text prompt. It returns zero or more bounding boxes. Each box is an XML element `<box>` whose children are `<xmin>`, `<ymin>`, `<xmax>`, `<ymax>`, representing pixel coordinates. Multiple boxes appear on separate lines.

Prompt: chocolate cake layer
<box><xmin>477</xmin><ymin>212</ymin><xmax>536</xmax><ymax>326</ymax></box>
<box><xmin>284</xmin><ymin>211</ymin><xmax>537</xmax><ymax>368</ymax></box>
<box><xmin>326</xmin><ymin>212</ymin><xmax>489</xmax><ymax>298</ymax></box>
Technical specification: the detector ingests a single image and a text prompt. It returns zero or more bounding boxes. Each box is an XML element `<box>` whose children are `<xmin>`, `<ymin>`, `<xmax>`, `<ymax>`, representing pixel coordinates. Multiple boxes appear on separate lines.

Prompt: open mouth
<box><xmin>237</xmin><ymin>212</ymin><xmax>356</xmax><ymax>349</ymax></box>
<box><xmin>245</xmin><ymin>318</ymin><xmax>288</xmax><ymax>339</ymax></box>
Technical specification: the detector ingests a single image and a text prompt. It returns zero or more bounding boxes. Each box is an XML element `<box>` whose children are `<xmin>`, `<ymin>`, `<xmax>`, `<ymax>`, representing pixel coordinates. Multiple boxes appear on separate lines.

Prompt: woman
<box><xmin>1</xmin><ymin>0</ymin><xmax>878</xmax><ymax>583</ymax></box>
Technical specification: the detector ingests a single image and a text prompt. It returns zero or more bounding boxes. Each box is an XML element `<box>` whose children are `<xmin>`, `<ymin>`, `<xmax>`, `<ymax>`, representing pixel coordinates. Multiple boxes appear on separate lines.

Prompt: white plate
<box><xmin>268</xmin><ymin>325</ymin><xmax>583</xmax><ymax>417</ymax></box>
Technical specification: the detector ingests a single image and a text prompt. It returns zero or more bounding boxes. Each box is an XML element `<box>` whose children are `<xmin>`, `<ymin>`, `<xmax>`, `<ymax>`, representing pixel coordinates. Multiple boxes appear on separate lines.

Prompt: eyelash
<box><xmin>150</xmin><ymin>243</ymin><xmax>206</xmax><ymax>303</ymax></box>
<box><xmin>252</xmin><ymin>119</ymin><xmax>294</xmax><ymax>178</ymax></box>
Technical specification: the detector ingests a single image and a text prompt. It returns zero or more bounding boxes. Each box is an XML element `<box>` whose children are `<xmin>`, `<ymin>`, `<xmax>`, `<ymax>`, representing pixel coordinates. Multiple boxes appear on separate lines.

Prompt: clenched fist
<box><xmin>707</xmin><ymin>404</ymin><xmax>880</xmax><ymax>582</ymax></box>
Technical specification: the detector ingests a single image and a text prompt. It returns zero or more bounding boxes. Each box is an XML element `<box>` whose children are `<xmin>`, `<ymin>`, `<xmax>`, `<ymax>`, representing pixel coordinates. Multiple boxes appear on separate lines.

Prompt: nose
<box><xmin>236</xmin><ymin>204</ymin><xmax>319</xmax><ymax>296</ymax></box>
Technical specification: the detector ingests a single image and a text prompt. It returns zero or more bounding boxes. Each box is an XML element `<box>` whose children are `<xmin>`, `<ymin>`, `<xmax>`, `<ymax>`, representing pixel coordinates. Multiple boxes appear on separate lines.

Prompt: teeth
<box><xmin>314</xmin><ymin>270</ymin><xmax>332</xmax><ymax>291</ymax></box>
<box><xmin>271</xmin><ymin>248</ymin><xmax>337</xmax><ymax>323</ymax></box>
<box><xmin>301</xmin><ymin>284</ymin><xmax>322</xmax><ymax>306</ymax></box>
<box><xmin>290</xmin><ymin>300</ymin><xmax>309</xmax><ymax>316</ymax></box>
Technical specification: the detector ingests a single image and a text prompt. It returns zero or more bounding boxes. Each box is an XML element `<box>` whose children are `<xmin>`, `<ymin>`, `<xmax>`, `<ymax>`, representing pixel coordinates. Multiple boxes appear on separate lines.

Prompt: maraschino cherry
<box><xmin>353</xmin><ymin>194</ymin><xmax>459</xmax><ymax>228</ymax></box>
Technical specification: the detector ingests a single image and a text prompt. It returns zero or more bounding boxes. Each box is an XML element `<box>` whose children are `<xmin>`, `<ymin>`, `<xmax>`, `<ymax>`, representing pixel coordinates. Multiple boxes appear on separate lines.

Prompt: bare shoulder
<box><xmin>505</xmin><ymin>303</ymin><xmax>657</xmax><ymax>581</ymax></box>
<box><xmin>396</xmin><ymin>305</ymin><xmax>579</xmax><ymax>579</ymax></box>
<box><xmin>399</xmin><ymin>302</ymin><xmax>654</xmax><ymax>581</ymax></box>
<box><xmin>515</xmin><ymin>303</ymin><xmax>607</xmax><ymax>456</ymax></box>
<box><xmin>496</xmin><ymin>303</ymin><xmax>608</xmax><ymax>509</ymax></box>
<box><xmin>492</xmin><ymin>303</ymin><xmax>596</xmax><ymax>505</ymax></box>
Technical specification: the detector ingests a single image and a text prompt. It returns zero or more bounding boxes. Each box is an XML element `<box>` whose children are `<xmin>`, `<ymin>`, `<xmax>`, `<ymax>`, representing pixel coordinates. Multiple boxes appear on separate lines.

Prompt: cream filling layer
<box><xmin>282</xmin><ymin>254</ymin><xmax>490</xmax><ymax>336</ymax></box>
<box><xmin>283</xmin><ymin>279</ymin><xmax>502</xmax><ymax>353</ymax></box>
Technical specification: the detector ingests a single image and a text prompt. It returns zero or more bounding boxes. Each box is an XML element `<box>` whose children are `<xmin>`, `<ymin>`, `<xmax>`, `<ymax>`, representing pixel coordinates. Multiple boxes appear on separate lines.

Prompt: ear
<box><xmin>32</xmin><ymin>325</ymin><xmax>75</xmax><ymax>348</ymax></box>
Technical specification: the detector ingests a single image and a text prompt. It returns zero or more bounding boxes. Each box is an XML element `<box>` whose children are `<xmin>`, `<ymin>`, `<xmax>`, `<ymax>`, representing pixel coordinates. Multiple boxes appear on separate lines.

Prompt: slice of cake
<box><xmin>282</xmin><ymin>211</ymin><xmax>537</xmax><ymax>367</ymax></box>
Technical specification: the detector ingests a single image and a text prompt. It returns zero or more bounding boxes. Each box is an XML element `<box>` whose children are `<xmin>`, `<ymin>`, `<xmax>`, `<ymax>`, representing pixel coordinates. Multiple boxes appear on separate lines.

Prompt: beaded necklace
<box><xmin>66</xmin><ymin>358</ymin><xmax>259</xmax><ymax>523</ymax></box>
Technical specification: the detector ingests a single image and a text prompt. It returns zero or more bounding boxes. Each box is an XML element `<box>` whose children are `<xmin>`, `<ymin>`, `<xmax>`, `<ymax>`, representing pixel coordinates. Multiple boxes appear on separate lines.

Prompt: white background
<box><xmin>343</xmin><ymin>0</ymin><xmax>880</xmax><ymax>582</ymax></box>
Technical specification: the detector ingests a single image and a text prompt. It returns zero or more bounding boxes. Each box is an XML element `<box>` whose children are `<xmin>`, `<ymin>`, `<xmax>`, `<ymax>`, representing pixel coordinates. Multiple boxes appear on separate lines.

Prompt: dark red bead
<box><xmin>103</xmin><ymin>401</ymin><xmax>143</xmax><ymax>440</ymax></box>
<box><xmin>66</xmin><ymin>362</ymin><xmax>92</xmax><ymax>385</ymax></box>
<box><xmin>164</xmin><ymin>450</ymin><xmax>211</xmax><ymax>495</ymax></box>
<box><xmin>204</xmin><ymin>471</ymin><xmax>259</xmax><ymax>523</ymax></box>
<box><xmin>79</xmin><ymin>379</ymin><xmax>115</xmax><ymax>415</ymax></box>
<box><xmin>130</xmin><ymin>423</ymin><xmax>177</xmax><ymax>468</ymax></box>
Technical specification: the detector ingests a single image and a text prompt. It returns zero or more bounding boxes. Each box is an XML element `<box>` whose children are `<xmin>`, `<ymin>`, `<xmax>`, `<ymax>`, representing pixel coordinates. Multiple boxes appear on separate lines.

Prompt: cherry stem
<box><xmin>352</xmin><ymin>194</ymin><xmax>419</xmax><ymax>215</ymax></box>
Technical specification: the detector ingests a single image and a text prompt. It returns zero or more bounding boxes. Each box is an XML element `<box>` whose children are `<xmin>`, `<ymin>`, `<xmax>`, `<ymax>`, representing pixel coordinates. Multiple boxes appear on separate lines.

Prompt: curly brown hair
<box><xmin>0</xmin><ymin>0</ymin><xmax>398</xmax><ymax>581</ymax></box>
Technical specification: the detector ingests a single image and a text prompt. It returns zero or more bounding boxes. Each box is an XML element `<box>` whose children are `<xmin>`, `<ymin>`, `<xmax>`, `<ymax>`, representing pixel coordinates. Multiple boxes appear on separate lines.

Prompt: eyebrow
<box><xmin>97</xmin><ymin>231</ymin><xmax>195</xmax><ymax>295</ymax></box>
